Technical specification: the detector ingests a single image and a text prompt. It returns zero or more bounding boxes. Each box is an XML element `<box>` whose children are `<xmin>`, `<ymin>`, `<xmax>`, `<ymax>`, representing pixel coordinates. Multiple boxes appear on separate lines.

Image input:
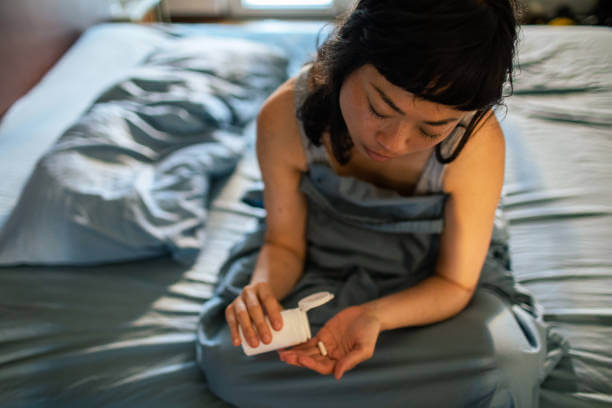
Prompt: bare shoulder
<box><xmin>443</xmin><ymin>111</ymin><xmax>506</xmax><ymax>193</ymax></box>
<box><xmin>256</xmin><ymin>75</ymin><xmax>308</xmax><ymax>173</ymax></box>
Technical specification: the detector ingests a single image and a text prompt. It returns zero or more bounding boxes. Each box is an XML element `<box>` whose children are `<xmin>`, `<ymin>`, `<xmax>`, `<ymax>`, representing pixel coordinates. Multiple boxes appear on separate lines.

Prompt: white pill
<box><xmin>317</xmin><ymin>341</ymin><xmax>328</xmax><ymax>356</ymax></box>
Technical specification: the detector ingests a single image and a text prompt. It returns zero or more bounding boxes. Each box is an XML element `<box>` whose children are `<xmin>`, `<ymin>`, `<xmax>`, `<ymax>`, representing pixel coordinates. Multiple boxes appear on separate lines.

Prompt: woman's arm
<box><xmin>225</xmin><ymin>78</ymin><xmax>309</xmax><ymax>348</ymax></box>
<box><xmin>362</xmin><ymin>112</ymin><xmax>506</xmax><ymax>330</ymax></box>
<box><xmin>249</xmin><ymin>79</ymin><xmax>309</xmax><ymax>299</ymax></box>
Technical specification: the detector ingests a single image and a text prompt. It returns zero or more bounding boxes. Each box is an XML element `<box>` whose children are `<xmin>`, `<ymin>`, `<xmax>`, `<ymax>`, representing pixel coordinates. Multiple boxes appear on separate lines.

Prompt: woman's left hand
<box><xmin>277</xmin><ymin>305</ymin><xmax>382</xmax><ymax>380</ymax></box>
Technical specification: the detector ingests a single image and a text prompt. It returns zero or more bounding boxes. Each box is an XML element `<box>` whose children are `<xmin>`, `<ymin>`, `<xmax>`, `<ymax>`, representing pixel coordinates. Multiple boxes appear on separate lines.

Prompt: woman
<box><xmin>196</xmin><ymin>1</ymin><xmax>557</xmax><ymax>407</ymax></box>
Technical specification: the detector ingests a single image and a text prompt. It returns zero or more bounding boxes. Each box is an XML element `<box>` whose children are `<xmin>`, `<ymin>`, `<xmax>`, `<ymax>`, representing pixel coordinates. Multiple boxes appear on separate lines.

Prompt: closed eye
<box><xmin>367</xmin><ymin>100</ymin><xmax>389</xmax><ymax>119</ymax></box>
<box><xmin>420</xmin><ymin>121</ymin><xmax>462</xmax><ymax>139</ymax></box>
<box><xmin>419</xmin><ymin>128</ymin><xmax>441</xmax><ymax>139</ymax></box>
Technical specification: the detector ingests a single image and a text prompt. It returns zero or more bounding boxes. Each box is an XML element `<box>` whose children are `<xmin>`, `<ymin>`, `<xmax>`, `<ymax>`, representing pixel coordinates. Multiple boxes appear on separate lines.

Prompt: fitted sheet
<box><xmin>502</xmin><ymin>26</ymin><xmax>612</xmax><ymax>407</ymax></box>
<box><xmin>0</xmin><ymin>23</ymin><xmax>611</xmax><ymax>408</ymax></box>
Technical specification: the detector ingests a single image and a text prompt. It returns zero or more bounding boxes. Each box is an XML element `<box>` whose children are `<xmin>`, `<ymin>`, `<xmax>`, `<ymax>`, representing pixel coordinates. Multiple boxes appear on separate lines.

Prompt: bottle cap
<box><xmin>298</xmin><ymin>291</ymin><xmax>335</xmax><ymax>312</ymax></box>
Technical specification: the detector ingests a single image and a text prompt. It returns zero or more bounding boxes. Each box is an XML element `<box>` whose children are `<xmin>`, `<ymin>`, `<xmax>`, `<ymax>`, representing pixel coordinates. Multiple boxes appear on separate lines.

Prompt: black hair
<box><xmin>298</xmin><ymin>0</ymin><xmax>519</xmax><ymax>165</ymax></box>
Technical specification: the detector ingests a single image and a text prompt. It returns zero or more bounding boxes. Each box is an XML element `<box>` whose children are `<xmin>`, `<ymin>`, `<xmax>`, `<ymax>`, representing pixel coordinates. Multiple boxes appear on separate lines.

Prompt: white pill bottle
<box><xmin>240</xmin><ymin>291</ymin><xmax>334</xmax><ymax>356</ymax></box>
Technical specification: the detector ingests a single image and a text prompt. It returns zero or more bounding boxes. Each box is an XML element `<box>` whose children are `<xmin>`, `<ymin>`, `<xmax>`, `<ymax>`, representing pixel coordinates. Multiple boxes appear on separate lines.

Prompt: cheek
<box><xmin>406</xmin><ymin>133</ymin><xmax>452</xmax><ymax>155</ymax></box>
<box><xmin>339</xmin><ymin>86</ymin><xmax>377</xmax><ymax>143</ymax></box>
<box><xmin>404</xmin><ymin>121</ymin><xmax>457</xmax><ymax>152</ymax></box>
<box><xmin>408</xmin><ymin>137</ymin><xmax>440</xmax><ymax>151</ymax></box>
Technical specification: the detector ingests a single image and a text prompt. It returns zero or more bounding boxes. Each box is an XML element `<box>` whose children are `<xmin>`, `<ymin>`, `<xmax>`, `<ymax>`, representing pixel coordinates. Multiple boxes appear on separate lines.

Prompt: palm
<box><xmin>278</xmin><ymin>306</ymin><xmax>381</xmax><ymax>380</ymax></box>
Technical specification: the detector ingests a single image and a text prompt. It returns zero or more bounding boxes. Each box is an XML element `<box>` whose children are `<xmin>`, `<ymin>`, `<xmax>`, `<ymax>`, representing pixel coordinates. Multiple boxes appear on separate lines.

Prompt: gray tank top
<box><xmin>293</xmin><ymin>63</ymin><xmax>471</xmax><ymax>195</ymax></box>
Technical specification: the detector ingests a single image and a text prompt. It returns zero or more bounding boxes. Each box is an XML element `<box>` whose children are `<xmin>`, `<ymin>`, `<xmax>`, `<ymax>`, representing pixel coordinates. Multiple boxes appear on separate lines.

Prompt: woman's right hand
<box><xmin>225</xmin><ymin>281</ymin><xmax>284</xmax><ymax>348</ymax></box>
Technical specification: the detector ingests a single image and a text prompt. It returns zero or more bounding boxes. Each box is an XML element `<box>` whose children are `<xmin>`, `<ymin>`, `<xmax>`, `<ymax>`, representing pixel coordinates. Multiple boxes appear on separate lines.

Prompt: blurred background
<box><xmin>120</xmin><ymin>0</ymin><xmax>612</xmax><ymax>24</ymax></box>
<box><xmin>1</xmin><ymin>0</ymin><xmax>611</xmax><ymax>117</ymax></box>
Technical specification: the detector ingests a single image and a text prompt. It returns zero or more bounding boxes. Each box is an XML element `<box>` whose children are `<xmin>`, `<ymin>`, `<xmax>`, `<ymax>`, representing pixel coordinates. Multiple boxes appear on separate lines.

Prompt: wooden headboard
<box><xmin>0</xmin><ymin>0</ymin><xmax>113</xmax><ymax>118</ymax></box>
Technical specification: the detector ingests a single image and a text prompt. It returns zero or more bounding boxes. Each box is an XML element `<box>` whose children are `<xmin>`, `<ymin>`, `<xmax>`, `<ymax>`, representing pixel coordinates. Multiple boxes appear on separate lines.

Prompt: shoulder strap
<box><xmin>413</xmin><ymin>113</ymin><xmax>473</xmax><ymax>194</ymax></box>
<box><xmin>293</xmin><ymin>64</ymin><xmax>331</xmax><ymax>169</ymax></box>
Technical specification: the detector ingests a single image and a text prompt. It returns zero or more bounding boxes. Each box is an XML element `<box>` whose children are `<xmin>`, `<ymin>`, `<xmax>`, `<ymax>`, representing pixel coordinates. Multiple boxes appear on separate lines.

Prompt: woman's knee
<box><xmin>462</xmin><ymin>290</ymin><xmax>543</xmax><ymax>407</ymax></box>
<box><xmin>196</xmin><ymin>323</ymin><xmax>246</xmax><ymax>397</ymax></box>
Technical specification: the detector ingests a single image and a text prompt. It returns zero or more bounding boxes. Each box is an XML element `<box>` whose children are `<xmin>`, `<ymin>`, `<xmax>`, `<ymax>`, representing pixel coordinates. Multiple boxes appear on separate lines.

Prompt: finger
<box><xmin>279</xmin><ymin>341</ymin><xmax>329</xmax><ymax>370</ymax></box>
<box><xmin>243</xmin><ymin>288</ymin><xmax>272</xmax><ymax>344</ymax></box>
<box><xmin>278</xmin><ymin>351</ymin><xmax>302</xmax><ymax>367</ymax></box>
<box><xmin>282</xmin><ymin>347</ymin><xmax>321</xmax><ymax>363</ymax></box>
<box><xmin>258</xmin><ymin>285</ymin><xmax>283</xmax><ymax>331</ymax></box>
<box><xmin>287</xmin><ymin>338</ymin><xmax>318</xmax><ymax>353</ymax></box>
<box><xmin>278</xmin><ymin>337</ymin><xmax>321</xmax><ymax>362</ymax></box>
<box><xmin>233</xmin><ymin>297</ymin><xmax>259</xmax><ymax>348</ymax></box>
<box><xmin>302</xmin><ymin>344</ymin><xmax>325</xmax><ymax>358</ymax></box>
<box><xmin>334</xmin><ymin>345</ymin><xmax>372</xmax><ymax>380</ymax></box>
<box><xmin>278</xmin><ymin>344</ymin><xmax>317</xmax><ymax>362</ymax></box>
<box><xmin>313</xmin><ymin>330</ymin><xmax>336</xmax><ymax>354</ymax></box>
<box><xmin>298</xmin><ymin>354</ymin><xmax>335</xmax><ymax>375</ymax></box>
<box><xmin>225</xmin><ymin>305</ymin><xmax>241</xmax><ymax>346</ymax></box>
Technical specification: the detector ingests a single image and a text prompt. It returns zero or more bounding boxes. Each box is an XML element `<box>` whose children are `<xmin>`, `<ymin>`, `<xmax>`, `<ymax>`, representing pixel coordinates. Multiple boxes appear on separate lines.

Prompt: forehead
<box><xmin>356</xmin><ymin>64</ymin><xmax>465</xmax><ymax>119</ymax></box>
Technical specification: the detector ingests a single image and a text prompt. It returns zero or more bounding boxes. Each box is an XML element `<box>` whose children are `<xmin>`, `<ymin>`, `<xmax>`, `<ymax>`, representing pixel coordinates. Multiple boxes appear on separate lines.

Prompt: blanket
<box><xmin>0</xmin><ymin>36</ymin><xmax>288</xmax><ymax>265</ymax></box>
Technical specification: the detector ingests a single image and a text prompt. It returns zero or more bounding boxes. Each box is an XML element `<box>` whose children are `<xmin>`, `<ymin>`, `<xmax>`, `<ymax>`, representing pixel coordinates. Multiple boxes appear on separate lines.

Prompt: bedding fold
<box><xmin>0</xmin><ymin>36</ymin><xmax>288</xmax><ymax>266</ymax></box>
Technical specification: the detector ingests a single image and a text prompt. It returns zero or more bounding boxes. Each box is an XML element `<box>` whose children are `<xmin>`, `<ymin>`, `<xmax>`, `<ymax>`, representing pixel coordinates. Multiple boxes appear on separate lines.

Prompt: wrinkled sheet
<box><xmin>501</xmin><ymin>26</ymin><xmax>612</xmax><ymax>408</ymax></box>
<box><xmin>0</xmin><ymin>23</ymin><xmax>610</xmax><ymax>408</ymax></box>
<box><xmin>0</xmin><ymin>34</ymin><xmax>288</xmax><ymax>265</ymax></box>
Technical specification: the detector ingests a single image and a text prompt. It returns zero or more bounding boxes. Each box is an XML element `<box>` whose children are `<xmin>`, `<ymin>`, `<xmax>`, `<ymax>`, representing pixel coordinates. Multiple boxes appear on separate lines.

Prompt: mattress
<box><xmin>0</xmin><ymin>22</ymin><xmax>610</xmax><ymax>408</ymax></box>
<box><xmin>501</xmin><ymin>25</ymin><xmax>612</xmax><ymax>407</ymax></box>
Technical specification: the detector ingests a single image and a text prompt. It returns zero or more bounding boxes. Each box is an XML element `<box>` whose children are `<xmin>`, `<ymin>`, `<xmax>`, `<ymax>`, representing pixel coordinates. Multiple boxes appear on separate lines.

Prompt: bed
<box><xmin>0</xmin><ymin>17</ymin><xmax>610</xmax><ymax>408</ymax></box>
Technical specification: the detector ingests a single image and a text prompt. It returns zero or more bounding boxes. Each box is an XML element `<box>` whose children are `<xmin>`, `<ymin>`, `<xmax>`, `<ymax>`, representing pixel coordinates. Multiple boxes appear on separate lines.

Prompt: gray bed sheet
<box><xmin>502</xmin><ymin>26</ymin><xmax>612</xmax><ymax>407</ymax></box>
<box><xmin>0</xmin><ymin>23</ymin><xmax>611</xmax><ymax>408</ymax></box>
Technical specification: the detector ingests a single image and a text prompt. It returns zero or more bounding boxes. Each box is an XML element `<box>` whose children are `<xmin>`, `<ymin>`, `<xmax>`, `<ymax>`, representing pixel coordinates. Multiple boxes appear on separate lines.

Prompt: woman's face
<box><xmin>339</xmin><ymin>64</ymin><xmax>469</xmax><ymax>163</ymax></box>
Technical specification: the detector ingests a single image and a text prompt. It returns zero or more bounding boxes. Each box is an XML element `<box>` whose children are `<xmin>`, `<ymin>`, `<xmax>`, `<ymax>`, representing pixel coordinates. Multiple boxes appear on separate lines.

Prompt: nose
<box><xmin>374</xmin><ymin>123</ymin><xmax>404</xmax><ymax>154</ymax></box>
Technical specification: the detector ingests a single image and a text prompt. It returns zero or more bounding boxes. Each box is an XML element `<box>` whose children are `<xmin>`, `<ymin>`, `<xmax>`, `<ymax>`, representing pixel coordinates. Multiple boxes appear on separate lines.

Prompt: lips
<box><xmin>364</xmin><ymin>146</ymin><xmax>393</xmax><ymax>162</ymax></box>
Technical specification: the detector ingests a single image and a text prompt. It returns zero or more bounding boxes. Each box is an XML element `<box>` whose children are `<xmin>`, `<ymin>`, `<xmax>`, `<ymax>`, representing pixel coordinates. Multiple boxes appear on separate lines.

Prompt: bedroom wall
<box><xmin>0</xmin><ymin>0</ymin><xmax>113</xmax><ymax>118</ymax></box>
<box><xmin>165</xmin><ymin>0</ymin><xmax>355</xmax><ymax>17</ymax></box>
<box><xmin>526</xmin><ymin>0</ymin><xmax>599</xmax><ymax>16</ymax></box>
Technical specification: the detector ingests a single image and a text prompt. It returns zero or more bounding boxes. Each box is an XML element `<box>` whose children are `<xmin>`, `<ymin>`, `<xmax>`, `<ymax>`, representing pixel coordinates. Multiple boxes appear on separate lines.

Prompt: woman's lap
<box><xmin>196</xmin><ymin>289</ymin><xmax>542</xmax><ymax>408</ymax></box>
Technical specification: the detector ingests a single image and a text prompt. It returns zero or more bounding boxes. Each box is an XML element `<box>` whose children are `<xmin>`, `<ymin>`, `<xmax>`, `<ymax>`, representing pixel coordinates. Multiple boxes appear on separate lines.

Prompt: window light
<box><xmin>241</xmin><ymin>0</ymin><xmax>334</xmax><ymax>9</ymax></box>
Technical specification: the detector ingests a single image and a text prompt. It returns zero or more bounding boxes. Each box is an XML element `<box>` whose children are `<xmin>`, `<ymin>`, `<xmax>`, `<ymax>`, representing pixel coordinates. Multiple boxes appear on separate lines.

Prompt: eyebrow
<box><xmin>372</xmin><ymin>83</ymin><xmax>405</xmax><ymax>115</ymax></box>
<box><xmin>370</xmin><ymin>82</ymin><xmax>459</xmax><ymax>126</ymax></box>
